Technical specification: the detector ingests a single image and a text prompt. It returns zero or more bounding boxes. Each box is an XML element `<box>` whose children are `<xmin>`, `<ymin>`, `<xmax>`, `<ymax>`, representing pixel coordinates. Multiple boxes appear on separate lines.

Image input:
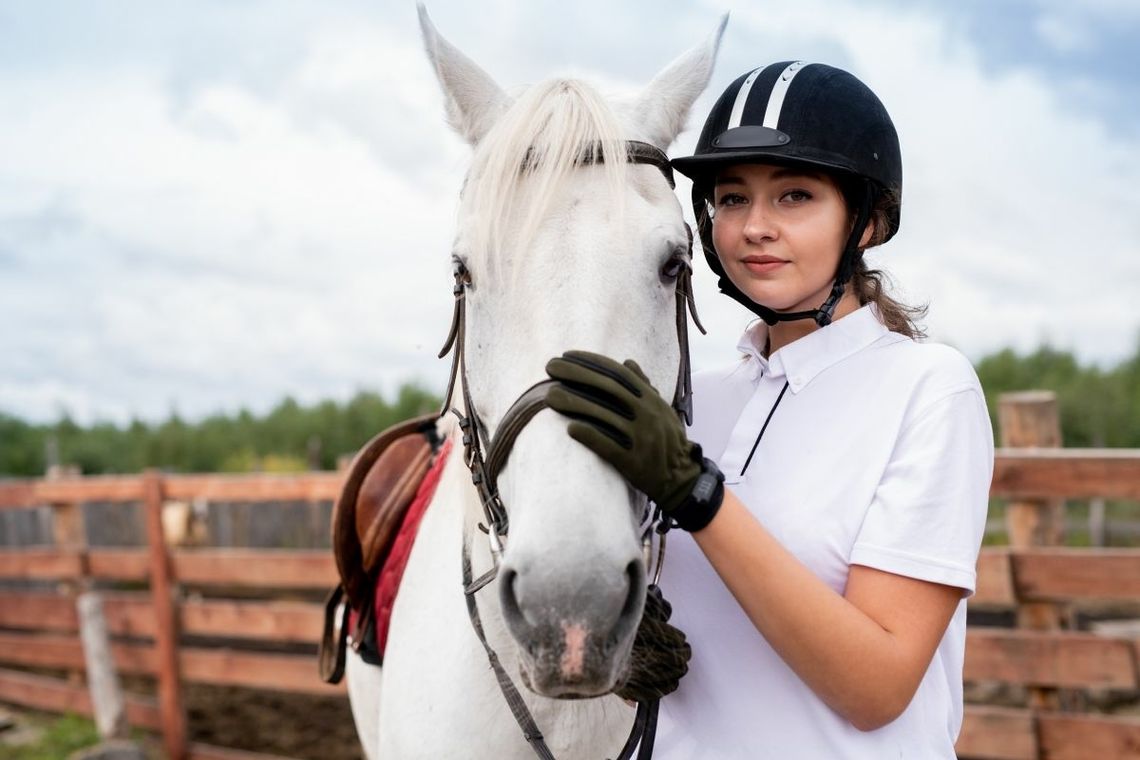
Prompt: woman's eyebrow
<box><xmin>715</xmin><ymin>168</ymin><xmax>826</xmax><ymax>187</ymax></box>
<box><xmin>769</xmin><ymin>167</ymin><xmax>825</xmax><ymax>181</ymax></box>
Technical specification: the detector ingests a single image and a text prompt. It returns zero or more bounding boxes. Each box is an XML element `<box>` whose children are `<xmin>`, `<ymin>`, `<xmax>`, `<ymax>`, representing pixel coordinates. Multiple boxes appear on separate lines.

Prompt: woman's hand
<box><xmin>544</xmin><ymin>350</ymin><xmax>722</xmax><ymax>530</ymax></box>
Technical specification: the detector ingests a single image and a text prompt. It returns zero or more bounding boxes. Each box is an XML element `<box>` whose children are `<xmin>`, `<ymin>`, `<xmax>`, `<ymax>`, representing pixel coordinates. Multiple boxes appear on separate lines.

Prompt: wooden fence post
<box><xmin>143</xmin><ymin>470</ymin><xmax>188</xmax><ymax>760</ymax></box>
<box><xmin>998</xmin><ymin>391</ymin><xmax>1064</xmax><ymax>711</ymax></box>
<box><xmin>49</xmin><ymin>464</ymin><xmax>85</xmax><ymax>688</ymax></box>
<box><xmin>77</xmin><ymin>591</ymin><xmax>130</xmax><ymax>739</ymax></box>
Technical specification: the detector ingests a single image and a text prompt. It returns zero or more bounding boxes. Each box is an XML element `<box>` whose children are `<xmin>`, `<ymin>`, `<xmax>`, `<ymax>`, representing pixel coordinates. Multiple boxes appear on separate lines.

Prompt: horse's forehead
<box><xmin>563</xmin><ymin>159</ymin><xmax>682</xmax><ymax>215</ymax></box>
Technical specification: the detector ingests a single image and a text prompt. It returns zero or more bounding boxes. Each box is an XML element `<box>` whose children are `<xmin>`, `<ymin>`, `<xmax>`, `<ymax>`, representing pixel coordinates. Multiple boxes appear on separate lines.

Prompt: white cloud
<box><xmin>1013</xmin><ymin>0</ymin><xmax>1140</xmax><ymax>22</ymax></box>
<box><xmin>1</xmin><ymin>18</ymin><xmax>465</xmax><ymax>424</ymax></box>
<box><xmin>1034</xmin><ymin>13</ymin><xmax>1096</xmax><ymax>54</ymax></box>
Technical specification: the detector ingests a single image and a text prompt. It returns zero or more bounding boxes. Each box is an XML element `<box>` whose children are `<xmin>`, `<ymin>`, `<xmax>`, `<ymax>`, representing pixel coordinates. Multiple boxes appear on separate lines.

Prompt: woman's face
<box><xmin>711</xmin><ymin>163</ymin><xmax>854</xmax><ymax>314</ymax></box>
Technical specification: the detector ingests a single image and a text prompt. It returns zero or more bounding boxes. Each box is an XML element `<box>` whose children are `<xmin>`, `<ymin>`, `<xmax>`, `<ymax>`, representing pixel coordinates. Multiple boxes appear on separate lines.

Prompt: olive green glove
<box><xmin>544</xmin><ymin>350</ymin><xmax>722</xmax><ymax>530</ymax></box>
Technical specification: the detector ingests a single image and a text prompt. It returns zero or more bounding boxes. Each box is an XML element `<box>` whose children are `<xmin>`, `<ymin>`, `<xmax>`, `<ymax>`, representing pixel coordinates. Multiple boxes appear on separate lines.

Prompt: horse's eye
<box><xmin>660</xmin><ymin>256</ymin><xmax>687</xmax><ymax>282</ymax></box>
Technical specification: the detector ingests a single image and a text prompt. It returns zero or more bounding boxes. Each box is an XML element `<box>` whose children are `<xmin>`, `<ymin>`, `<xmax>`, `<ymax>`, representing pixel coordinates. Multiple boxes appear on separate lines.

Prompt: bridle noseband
<box><xmin>436</xmin><ymin>139</ymin><xmax>704</xmax><ymax>760</ymax></box>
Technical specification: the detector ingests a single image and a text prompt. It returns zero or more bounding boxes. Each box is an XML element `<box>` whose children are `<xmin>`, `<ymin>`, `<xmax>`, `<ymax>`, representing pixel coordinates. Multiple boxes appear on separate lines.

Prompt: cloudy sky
<box><xmin>3</xmin><ymin>0</ymin><xmax>1138</xmax><ymax>425</ymax></box>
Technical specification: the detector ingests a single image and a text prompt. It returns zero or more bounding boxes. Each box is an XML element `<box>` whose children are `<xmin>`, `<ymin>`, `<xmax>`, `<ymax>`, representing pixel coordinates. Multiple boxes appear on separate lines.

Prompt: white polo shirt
<box><xmin>656</xmin><ymin>304</ymin><xmax>993</xmax><ymax>759</ymax></box>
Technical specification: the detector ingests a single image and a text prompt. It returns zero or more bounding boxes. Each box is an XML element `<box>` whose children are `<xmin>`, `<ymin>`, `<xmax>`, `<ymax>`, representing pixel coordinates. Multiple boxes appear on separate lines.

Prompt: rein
<box><xmin>437</xmin><ymin>139</ymin><xmax>704</xmax><ymax>759</ymax></box>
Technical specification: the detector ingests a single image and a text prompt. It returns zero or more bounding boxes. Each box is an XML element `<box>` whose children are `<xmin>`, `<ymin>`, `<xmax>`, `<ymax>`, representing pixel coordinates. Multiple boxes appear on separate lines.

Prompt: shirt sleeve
<box><xmin>849</xmin><ymin>386</ymin><xmax>994</xmax><ymax>596</ymax></box>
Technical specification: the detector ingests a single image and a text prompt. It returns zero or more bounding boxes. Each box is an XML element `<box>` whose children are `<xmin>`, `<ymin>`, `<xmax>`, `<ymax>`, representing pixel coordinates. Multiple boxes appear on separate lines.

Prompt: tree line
<box><xmin>1</xmin><ymin>342</ymin><xmax>1138</xmax><ymax>478</ymax></box>
<box><xmin>975</xmin><ymin>341</ymin><xmax>1140</xmax><ymax>448</ymax></box>
<box><xmin>0</xmin><ymin>383</ymin><xmax>440</xmax><ymax>477</ymax></box>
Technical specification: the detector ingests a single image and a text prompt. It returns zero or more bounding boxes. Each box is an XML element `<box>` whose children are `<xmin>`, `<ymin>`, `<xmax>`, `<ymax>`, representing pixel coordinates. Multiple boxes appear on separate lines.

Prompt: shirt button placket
<box><xmin>719</xmin><ymin>374</ymin><xmax>785</xmax><ymax>483</ymax></box>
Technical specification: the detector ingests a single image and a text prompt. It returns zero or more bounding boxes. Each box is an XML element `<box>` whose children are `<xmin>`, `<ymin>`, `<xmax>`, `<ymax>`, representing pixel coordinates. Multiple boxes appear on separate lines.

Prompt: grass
<box><xmin>982</xmin><ymin>498</ymin><xmax>1140</xmax><ymax>548</ymax></box>
<box><xmin>0</xmin><ymin>710</ymin><xmax>159</xmax><ymax>760</ymax></box>
<box><xmin>0</xmin><ymin>712</ymin><xmax>99</xmax><ymax>760</ymax></box>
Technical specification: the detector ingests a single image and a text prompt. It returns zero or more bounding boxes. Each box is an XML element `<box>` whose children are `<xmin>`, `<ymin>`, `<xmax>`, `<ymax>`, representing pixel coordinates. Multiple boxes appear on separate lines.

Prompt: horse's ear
<box><xmin>418</xmin><ymin>4</ymin><xmax>508</xmax><ymax>146</ymax></box>
<box><xmin>631</xmin><ymin>15</ymin><xmax>728</xmax><ymax>149</ymax></box>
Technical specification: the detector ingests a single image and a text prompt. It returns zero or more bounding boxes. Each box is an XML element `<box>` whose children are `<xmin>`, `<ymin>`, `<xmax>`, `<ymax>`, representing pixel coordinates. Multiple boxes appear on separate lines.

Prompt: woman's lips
<box><xmin>741</xmin><ymin>257</ymin><xmax>787</xmax><ymax>274</ymax></box>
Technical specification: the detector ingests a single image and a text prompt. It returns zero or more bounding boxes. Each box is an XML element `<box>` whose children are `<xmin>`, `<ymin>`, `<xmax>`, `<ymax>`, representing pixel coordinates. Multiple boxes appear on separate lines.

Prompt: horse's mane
<box><xmin>460</xmin><ymin>78</ymin><xmax>628</xmax><ymax>279</ymax></box>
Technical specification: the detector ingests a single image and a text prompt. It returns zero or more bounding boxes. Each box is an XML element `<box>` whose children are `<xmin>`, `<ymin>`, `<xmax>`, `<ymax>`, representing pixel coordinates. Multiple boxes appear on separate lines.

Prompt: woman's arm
<box><xmin>542</xmin><ymin>351</ymin><xmax>975</xmax><ymax>729</ymax></box>
<box><xmin>694</xmin><ymin>489</ymin><xmax>962</xmax><ymax>731</ymax></box>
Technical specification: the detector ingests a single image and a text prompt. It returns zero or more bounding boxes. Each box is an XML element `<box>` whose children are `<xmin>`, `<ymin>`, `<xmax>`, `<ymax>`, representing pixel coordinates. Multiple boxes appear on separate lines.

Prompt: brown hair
<box><xmin>845</xmin><ymin>186</ymin><xmax>927</xmax><ymax>340</ymax></box>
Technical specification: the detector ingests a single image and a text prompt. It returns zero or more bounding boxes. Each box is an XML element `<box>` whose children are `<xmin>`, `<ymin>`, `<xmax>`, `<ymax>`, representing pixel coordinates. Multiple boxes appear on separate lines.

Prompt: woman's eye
<box><xmin>782</xmin><ymin>189</ymin><xmax>812</xmax><ymax>203</ymax></box>
<box><xmin>715</xmin><ymin>193</ymin><xmax>746</xmax><ymax>207</ymax></box>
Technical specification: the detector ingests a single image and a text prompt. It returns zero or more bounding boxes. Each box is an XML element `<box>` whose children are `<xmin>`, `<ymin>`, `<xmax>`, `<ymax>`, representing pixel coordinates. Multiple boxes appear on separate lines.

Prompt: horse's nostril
<box><xmin>620</xmin><ymin>559</ymin><xmax>646</xmax><ymax>624</ymax></box>
<box><xmin>498</xmin><ymin>566</ymin><xmax>526</xmax><ymax>630</ymax></box>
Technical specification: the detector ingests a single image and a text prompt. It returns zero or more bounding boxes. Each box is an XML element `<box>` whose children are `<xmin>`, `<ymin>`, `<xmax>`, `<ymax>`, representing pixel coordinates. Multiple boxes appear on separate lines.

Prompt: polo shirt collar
<box><xmin>734</xmin><ymin>304</ymin><xmax>890</xmax><ymax>393</ymax></box>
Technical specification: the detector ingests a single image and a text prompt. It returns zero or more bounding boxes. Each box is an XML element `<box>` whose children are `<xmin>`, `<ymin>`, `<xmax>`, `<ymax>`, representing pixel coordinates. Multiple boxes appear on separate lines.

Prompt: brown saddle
<box><xmin>318</xmin><ymin>413</ymin><xmax>440</xmax><ymax>683</ymax></box>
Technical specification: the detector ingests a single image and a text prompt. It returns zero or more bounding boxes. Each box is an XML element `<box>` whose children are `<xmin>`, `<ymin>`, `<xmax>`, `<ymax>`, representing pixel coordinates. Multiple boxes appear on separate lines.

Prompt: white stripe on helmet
<box><xmin>726</xmin><ymin>67</ymin><xmax>764</xmax><ymax>129</ymax></box>
<box><xmin>762</xmin><ymin>61</ymin><xmax>811</xmax><ymax>129</ymax></box>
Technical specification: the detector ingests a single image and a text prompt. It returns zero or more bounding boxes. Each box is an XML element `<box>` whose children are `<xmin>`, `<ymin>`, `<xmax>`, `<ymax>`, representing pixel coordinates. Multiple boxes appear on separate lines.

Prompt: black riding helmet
<box><xmin>672</xmin><ymin>62</ymin><xmax>902</xmax><ymax>326</ymax></box>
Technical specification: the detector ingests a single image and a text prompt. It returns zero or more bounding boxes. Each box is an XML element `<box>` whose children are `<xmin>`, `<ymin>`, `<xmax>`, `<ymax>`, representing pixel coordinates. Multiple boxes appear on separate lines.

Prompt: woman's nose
<box><xmin>742</xmin><ymin>204</ymin><xmax>777</xmax><ymax>243</ymax></box>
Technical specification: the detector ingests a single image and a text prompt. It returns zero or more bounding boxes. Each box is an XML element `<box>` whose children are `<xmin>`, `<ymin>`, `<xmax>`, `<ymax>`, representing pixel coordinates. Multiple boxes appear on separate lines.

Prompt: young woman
<box><xmin>544</xmin><ymin>62</ymin><xmax>993</xmax><ymax>758</ymax></box>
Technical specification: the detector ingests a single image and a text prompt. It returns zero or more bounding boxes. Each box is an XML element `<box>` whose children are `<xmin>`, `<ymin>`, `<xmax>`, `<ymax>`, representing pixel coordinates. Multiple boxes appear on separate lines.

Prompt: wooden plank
<box><xmin>179</xmin><ymin>649</ymin><xmax>345</xmax><ymax>696</ymax></box>
<box><xmin>0</xmin><ymin>591</ymin><xmax>78</xmax><ymax>631</ymax></box>
<box><xmin>0</xmin><ymin>480</ymin><xmax>37</xmax><ymax>509</ymax></box>
<box><xmin>0</xmin><ymin>590</ymin><xmax>157</xmax><ymax>637</ymax></box>
<box><xmin>0</xmin><ymin>631</ymin><xmax>87</xmax><ymax>669</ymax></box>
<box><xmin>36</xmin><ymin>475</ymin><xmax>146</xmax><ymax>503</ymax></box>
<box><xmin>144</xmin><ymin>470</ymin><xmax>188</xmax><ymax>760</ymax></box>
<box><xmin>973</xmin><ymin>549</ymin><xmax>1016</xmax><ymax>606</ymax></box>
<box><xmin>1014</xmin><ymin>548</ymin><xmax>1140</xmax><ymax>601</ymax></box>
<box><xmin>163</xmin><ymin>473</ymin><xmax>340</xmax><ymax>502</ymax></box>
<box><xmin>964</xmin><ymin>628</ymin><xmax>1138</xmax><ymax>689</ymax></box>
<box><xmin>0</xmin><ymin>591</ymin><xmax>321</xmax><ymax>644</ymax></box>
<box><xmin>992</xmin><ymin>449</ymin><xmax>1140</xmax><ymax>501</ymax></box>
<box><xmin>0</xmin><ymin>547</ymin><xmax>83</xmax><ymax>580</ymax></box>
<box><xmin>972</xmin><ymin>547</ymin><xmax>1140</xmax><ymax>603</ymax></box>
<box><xmin>1038</xmin><ymin>712</ymin><xmax>1140</xmax><ymax>760</ymax></box>
<box><xmin>0</xmin><ymin>631</ymin><xmax>155</xmax><ymax>674</ymax></box>
<box><xmin>0</xmin><ymin>546</ymin><xmax>149</xmax><ymax>584</ymax></box>
<box><xmin>1</xmin><ymin>472</ymin><xmax>340</xmax><ymax>508</ymax></box>
<box><xmin>103</xmin><ymin>592</ymin><xmax>159</xmax><ymax>638</ymax></box>
<box><xmin>955</xmin><ymin>704</ymin><xmax>1036</xmax><ymax>760</ymax></box>
<box><xmin>0</xmin><ymin>634</ymin><xmax>343</xmax><ymax>696</ymax></box>
<box><xmin>180</xmin><ymin>599</ymin><xmax>324</xmax><ymax>645</ymax></box>
<box><xmin>187</xmin><ymin>743</ymin><xmax>301</xmax><ymax>760</ymax></box>
<box><xmin>11</xmin><ymin>451</ymin><xmax>1136</xmax><ymax>507</ymax></box>
<box><xmin>172</xmin><ymin>549</ymin><xmax>337</xmax><ymax>589</ymax></box>
<box><xmin>1</xmin><ymin>546</ymin><xmax>335</xmax><ymax>590</ymax></box>
<box><xmin>0</xmin><ymin>667</ymin><xmax>161</xmax><ymax>730</ymax></box>
<box><xmin>88</xmin><ymin>548</ymin><xmax>151</xmax><ymax>580</ymax></box>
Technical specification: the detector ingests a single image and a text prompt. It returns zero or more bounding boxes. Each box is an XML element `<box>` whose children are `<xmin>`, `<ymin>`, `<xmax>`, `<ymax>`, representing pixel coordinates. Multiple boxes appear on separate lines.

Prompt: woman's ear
<box><xmin>858</xmin><ymin>218</ymin><xmax>876</xmax><ymax>249</ymax></box>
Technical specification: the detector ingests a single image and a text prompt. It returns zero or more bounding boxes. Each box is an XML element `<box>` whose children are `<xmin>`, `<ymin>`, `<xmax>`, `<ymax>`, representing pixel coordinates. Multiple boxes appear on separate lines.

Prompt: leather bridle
<box><xmin>436</xmin><ymin>139</ymin><xmax>704</xmax><ymax>759</ymax></box>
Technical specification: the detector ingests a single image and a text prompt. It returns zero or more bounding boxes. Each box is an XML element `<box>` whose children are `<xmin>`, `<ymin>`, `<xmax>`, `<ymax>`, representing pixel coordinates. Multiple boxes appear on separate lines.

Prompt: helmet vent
<box><xmin>762</xmin><ymin>61</ymin><xmax>810</xmax><ymax>129</ymax></box>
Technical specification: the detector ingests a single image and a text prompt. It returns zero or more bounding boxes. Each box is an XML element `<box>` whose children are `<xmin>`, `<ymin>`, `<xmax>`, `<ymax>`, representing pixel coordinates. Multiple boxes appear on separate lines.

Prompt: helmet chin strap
<box><xmin>716</xmin><ymin>182</ymin><xmax>875</xmax><ymax>329</ymax></box>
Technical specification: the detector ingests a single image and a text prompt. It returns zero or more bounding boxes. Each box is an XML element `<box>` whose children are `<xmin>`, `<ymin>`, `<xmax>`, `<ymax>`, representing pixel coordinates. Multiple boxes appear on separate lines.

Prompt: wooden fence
<box><xmin>0</xmin><ymin>391</ymin><xmax>1138</xmax><ymax>759</ymax></box>
<box><xmin>0</xmin><ymin>471</ymin><xmax>343</xmax><ymax>760</ymax></box>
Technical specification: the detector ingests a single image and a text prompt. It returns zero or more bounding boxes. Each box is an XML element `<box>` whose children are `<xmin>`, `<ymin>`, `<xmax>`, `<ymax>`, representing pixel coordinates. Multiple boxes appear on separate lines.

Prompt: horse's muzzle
<box><xmin>499</xmin><ymin>558</ymin><xmax>645</xmax><ymax>697</ymax></box>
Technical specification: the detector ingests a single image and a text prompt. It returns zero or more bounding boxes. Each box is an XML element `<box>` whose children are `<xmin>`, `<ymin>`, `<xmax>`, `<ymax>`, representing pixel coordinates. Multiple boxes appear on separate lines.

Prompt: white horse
<box><xmin>347</xmin><ymin>8</ymin><xmax>724</xmax><ymax>758</ymax></box>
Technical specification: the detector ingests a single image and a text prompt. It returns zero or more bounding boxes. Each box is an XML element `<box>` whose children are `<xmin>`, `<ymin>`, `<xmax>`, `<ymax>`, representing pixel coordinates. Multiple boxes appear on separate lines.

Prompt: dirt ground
<box><xmin>184</xmin><ymin>684</ymin><xmax>364</xmax><ymax>760</ymax></box>
<box><xmin>0</xmin><ymin>685</ymin><xmax>364</xmax><ymax>760</ymax></box>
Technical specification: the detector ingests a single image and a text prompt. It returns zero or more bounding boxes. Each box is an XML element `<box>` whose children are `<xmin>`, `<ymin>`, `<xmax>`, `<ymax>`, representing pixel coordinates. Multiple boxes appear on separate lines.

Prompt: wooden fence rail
<box><xmin>0</xmin><ymin>393</ymin><xmax>1138</xmax><ymax>758</ymax></box>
